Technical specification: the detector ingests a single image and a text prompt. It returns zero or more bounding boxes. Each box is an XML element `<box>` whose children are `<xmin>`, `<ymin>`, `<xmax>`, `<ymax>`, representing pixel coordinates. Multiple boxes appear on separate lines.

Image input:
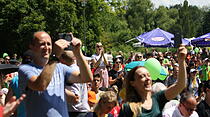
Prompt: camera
<box><xmin>58</xmin><ymin>33</ymin><xmax>73</xmax><ymax>50</ymax></box>
<box><xmin>58</xmin><ymin>33</ymin><xmax>72</xmax><ymax>42</ymax></box>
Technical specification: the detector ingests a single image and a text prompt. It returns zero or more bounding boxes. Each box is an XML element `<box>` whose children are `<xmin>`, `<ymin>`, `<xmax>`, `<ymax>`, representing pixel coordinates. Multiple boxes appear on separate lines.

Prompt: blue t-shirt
<box><xmin>18</xmin><ymin>63</ymin><xmax>74</xmax><ymax>117</ymax></box>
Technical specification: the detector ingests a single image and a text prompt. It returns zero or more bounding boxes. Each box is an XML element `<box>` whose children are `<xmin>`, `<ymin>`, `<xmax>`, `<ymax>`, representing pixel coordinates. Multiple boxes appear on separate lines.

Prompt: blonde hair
<box><xmin>129</xmin><ymin>102</ymin><xmax>142</xmax><ymax>117</ymax></box>
<box><xmin>95</xmin><ymin>42</ymin><xmax>103</xmax><ymax>47</ymax></box>
<box><xmin>94</xmin><ymin>91</ymin><xmax>117</xmax><ymax>114</ymax></box>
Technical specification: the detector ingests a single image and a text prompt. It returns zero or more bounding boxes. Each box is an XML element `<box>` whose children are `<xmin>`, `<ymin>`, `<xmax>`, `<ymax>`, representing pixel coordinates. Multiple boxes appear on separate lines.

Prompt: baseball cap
<box><xmin>88</xmin><ymin>91</ymin><xmax>97</xmax><ymax>104</ymax></box>
<box><xmin>190</xmin><ymin>69</ymin><xmax>197</xmax><ymax>73</ymax></box>
<box><xmin>3</xmin><ymin>53</ymin><xmax>8</xmax><ymax>58</ymax></box>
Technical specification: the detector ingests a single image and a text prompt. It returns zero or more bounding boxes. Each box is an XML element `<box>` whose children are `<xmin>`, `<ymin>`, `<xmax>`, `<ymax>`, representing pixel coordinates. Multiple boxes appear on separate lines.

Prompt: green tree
<box><xmin>176</xmin><ymin>0</ymin><xmax>204</xmax><ymax>38</ymax></box>
<box><xmin>0</xmin><ymin>0</ymin><xmax>78</xmax><ymax>55</ymax></box>
<box><xmin>154</xmin><ymin>6</ymin><xmax>177</xmax><ymax>31</ymax></box>
<box><xmin>125</xmin><ymin>0</ymin><xmax>154</xmax><ymax>36</ymax></box>
<box><xmin>202</xmin><ymin>9</ymin><xmax>210</xmax><ymax>34</ymax></box>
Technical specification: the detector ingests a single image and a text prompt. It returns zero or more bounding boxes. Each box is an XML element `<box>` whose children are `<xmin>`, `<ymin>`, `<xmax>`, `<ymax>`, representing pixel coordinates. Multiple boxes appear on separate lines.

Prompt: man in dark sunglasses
<box><xmin>163</xmin><ymin>91</ymin><xmax>199</xmax><ymax>117</ymax></box>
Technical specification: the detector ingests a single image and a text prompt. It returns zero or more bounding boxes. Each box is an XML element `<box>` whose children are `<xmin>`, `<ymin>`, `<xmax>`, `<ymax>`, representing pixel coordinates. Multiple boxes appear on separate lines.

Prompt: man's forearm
<box><xmin>177</xmin><ymin>61</ymin><xmax>187</xmax><ymax>88</ymax></box>
<box><xmin>29</xmin><ymin>61</ymin><xmax>57</xmax><ymax>91</ymax></box>
<box><xmin>165</xmin><ymin>60</ymin><xmax>187</xmax><ymax>100</ymax></box>
<box><xmin>75</xmin><ymin>51</ymin><xmax>93</xmax><ymax>82</ymax></box>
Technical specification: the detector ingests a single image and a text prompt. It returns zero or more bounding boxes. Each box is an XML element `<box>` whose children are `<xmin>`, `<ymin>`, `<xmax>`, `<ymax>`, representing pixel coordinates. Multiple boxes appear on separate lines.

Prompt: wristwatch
<box><xmin>49</xmin><ymin>54</ymin><xmax>59</xmax><ymax>62</ymax></box>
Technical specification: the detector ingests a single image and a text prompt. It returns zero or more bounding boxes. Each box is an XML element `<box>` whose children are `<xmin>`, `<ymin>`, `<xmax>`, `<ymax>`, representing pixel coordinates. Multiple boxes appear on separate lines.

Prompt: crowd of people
<box><xmin>0</xmin><ymin>31</ymin><xmax>209</xmax><ymax>117</ymax></box>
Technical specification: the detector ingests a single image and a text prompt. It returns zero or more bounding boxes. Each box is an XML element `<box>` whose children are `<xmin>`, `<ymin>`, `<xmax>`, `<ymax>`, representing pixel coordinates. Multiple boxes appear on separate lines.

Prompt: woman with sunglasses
<box><xmin>119</xmin><ymin>45</ymin><xmax>187</xmax><ymax>117</ymax></box>
<box><xmin>109</xmin><ymin>58</ymin><xmax>124</xmax><ymax>91</ymax></box>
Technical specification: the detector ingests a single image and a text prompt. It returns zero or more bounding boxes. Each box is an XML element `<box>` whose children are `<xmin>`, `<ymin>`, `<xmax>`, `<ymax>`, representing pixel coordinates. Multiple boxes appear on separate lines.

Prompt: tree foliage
<box><xmin>202</xmin><ymin>9</ymin><xmax>210</xmax><ymax>34</ymax></box>
<box><xmin>0</xmin><ymin>0</ymin><xmax>209</xmax><ymax>57</ymax></box>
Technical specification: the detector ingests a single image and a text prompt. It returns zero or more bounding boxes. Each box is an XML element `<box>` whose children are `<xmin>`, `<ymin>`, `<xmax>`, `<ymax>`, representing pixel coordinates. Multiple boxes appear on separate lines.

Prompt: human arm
<box><xmin>28</xmin><ymin>62</ymin><xmax>57</xmax><ymax>91</ymax></box>
<box><xmin>109</xmin><ymin>72</ymin><xmax>124</xmax><ymax>86</ymax></box>
<box><xmin>109</xmin><ymin>77</ymin><xmax>118</xmax><ymax>86</ymax></box>
<box><xmin>93</xmin><ymin>55</ymin><xmax>103</xmax><ymax>69</ymax></box>
<box><xmin>3</xmin><ymin>94</ymin><xmax>26</xmax><ymax>117</ymax></box>
<box><xmin>65</xmin><ymin>89</ymin><xmax>79</xmax><ymax>104</ymax></box>
<box><xmin>165</xmin><ymin>45</ymin><xmax>187</xmax><ymax>100</ymax></box>
<box><xmin>67</xmin><ymin>35</ymin><xmax>93</xmax><ymax>83</ymax></box>
<box><xmin>102</xmin><ymin>52</ymin><xmax>108</xmax><ymax>66</ymax></box>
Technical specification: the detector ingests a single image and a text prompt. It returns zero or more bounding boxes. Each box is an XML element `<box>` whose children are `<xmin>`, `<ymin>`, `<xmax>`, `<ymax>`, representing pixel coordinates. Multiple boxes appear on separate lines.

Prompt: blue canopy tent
<box><xmin>136</xmin><ymin>28</ymin><xmax>174</xmax><ymax>47</ymax></box>
<box><xmin>182</xmin><ymin>38</ymin><xmax>192</xmax><ymax>46</ymax></box>
<box><xmin>191</xmin><ymin>33</ymin><xmax>210</xmax><ymax>47</ymax></box>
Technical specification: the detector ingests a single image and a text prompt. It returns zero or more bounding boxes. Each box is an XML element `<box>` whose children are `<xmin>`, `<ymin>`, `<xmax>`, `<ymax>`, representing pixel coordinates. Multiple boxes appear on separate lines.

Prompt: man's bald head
<box><xmin>31</xmin><ymin>31</ymin><xmax>51</xmax><ymax>45</ymax></box>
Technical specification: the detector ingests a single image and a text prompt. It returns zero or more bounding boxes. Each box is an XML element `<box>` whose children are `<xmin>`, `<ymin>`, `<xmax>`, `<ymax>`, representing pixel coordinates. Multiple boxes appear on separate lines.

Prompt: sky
<box><xmin>151</xmin><ymin>0</ymin><xmax>210</xmax><ymax>8</ymax></box>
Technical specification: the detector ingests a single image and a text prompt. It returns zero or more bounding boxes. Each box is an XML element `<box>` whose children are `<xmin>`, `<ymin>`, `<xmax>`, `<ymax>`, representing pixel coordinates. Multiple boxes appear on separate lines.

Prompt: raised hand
<box><xmin>3</xmin><ymin>94</ymin><xmax>26</xmax><ymax>117</ymax></box>
<box><xmin>178</xmin><ymin>44</ymin><xmax>187</xmax><ymax>62</ymax></box>
<box><xmin>71</xmin><ymin>36</ymin><xmax>82</xmax><ymax>55</ymax></box>
<box><xmin>54</xmin><ymin>39</ymin><xmax>70</xmax><ymax>58</ymax></box>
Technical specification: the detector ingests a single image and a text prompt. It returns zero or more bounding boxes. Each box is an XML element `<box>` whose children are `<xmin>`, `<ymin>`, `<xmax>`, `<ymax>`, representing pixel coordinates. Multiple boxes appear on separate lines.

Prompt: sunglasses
<box><xmin>96</xmin><ymin>45</ymin><xmax>103</xmax><ymax>48</ymax></box>
<box><xmin>115</xmin><ymin>62</ymin><xmax>121</xmax><ymax>64</ymax></box>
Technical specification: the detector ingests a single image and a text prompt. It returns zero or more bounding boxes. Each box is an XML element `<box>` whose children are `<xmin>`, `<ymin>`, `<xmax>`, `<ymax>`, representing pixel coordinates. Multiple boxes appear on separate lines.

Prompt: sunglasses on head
<box><xmin>136</xmin><ymin>56</ymin><xmax>143</xmax><ymax>59</ymax></box>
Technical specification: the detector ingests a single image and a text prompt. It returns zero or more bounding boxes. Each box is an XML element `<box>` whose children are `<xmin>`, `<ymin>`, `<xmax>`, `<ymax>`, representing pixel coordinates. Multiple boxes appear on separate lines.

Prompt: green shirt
<box><xmin>119</xmin><ymin>91</ymin><xmax>168</xmax><ymax>117</ymax></box>
<box><xmin>201</xmin><ymin>65</ymin><xmax>210</xmax><ymax>81</ymax></box>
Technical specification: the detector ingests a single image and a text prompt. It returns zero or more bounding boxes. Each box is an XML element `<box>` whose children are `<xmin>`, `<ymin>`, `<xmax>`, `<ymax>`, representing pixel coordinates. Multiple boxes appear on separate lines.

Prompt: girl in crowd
<box><xmin>85</xmin><ymin>91</ymin><xmax>117</xmax><ymax>117</ymax></box>
<box><xmin>119</xmin><ymin>45</ymin><xmax>187</xmax><ymax>117</ymax></box>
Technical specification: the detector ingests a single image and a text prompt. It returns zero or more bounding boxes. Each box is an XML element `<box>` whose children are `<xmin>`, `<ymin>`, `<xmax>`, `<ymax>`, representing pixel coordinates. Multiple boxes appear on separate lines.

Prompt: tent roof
<box><xmin>136</xmin><ymin>28</ymin><xmax>174</xmax><ymax>47</ymax></box>
<box><xmin>191</xmin><ymin>33</ymin><xmax>210</xmax><ymax>47</ymax></box>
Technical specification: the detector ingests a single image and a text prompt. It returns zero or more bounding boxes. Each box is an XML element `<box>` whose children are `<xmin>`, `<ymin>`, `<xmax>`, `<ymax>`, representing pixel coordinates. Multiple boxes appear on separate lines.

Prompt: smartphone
<box><xmin>58</xmin><ymin>33</ymin><xmax>73</xmax><ymax>50</ymax></box>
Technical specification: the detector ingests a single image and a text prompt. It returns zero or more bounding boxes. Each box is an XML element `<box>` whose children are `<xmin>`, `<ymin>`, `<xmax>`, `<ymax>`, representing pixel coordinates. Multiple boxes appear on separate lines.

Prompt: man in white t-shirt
<box><xmin>163</xmin><ymin>92</ymin><xmax>198</xmax><ymax>117</ymax></box>
<box><xmin>59</xmin><ymin>51</ymin><xmax>90</xmax><ymax>117</ymax></box>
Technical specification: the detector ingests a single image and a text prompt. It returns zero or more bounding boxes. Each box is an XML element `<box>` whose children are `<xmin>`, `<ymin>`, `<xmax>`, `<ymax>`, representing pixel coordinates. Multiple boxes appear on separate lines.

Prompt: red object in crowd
<box><xmin>91</xmin><ymin>68</ymin><xmax>96</xmax><ymax>75</ymax></box>
<box><xmin>187</xmin><ymin>55</ymin><xmax>191</xmax><ymax>60</ymax></box>
<box><xmin>121</xmin><ymin>64</ymin><xmax>125</xmax><ymax>69</ymax></box>
<box><xmin>0</xmin><ymin>106</ymin><xmax>3</xmax><ymax>117</ymax></box>
<box><xmin>109</xmin><ymin>106</ymin><xmax>121</xmax><ymax>117</ymax></box>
